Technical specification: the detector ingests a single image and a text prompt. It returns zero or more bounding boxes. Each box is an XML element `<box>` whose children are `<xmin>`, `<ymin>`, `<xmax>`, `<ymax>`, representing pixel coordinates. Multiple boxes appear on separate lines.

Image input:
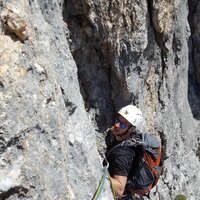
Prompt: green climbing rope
<box><xmin>92</xmin><ymin>163</ymin><xmax>116</xmax><ymax>200</ymax></box>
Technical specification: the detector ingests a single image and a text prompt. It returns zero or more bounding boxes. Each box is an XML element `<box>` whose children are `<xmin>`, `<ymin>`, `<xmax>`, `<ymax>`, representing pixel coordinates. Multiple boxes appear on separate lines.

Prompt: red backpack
<box><xmin>125</xmin><ymin>132</ymin><xmax>161</xmax><ymax>197</ymax></box>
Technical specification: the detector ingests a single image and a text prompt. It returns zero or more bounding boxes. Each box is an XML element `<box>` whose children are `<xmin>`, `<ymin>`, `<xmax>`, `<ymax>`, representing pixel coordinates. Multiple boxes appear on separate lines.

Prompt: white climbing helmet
<box><xmin>118</xmin><ymin>105</ymin><xmax>145</xmax><ymax>129</ymax></box>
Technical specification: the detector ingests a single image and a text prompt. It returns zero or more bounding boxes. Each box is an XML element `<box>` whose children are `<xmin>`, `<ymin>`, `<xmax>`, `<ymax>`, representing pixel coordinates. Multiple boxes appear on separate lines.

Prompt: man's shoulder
<box><xmin>109</xmin><ymin>143</ymin><xmax>136</xmax><ymax>156</ymax></box>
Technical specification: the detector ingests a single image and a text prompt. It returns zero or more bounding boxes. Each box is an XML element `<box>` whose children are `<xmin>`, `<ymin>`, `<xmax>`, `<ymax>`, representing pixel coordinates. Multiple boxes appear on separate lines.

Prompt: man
<box><xmin>105</xmin><ymin>105</ymin><xmax>146</xmax><ymax>199</ymax></box>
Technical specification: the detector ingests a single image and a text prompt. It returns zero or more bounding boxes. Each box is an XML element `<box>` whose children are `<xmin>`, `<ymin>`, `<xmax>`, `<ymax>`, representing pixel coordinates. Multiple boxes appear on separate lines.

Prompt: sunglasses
<box><xmin>115</xmin><ymin>117</ymin><xmax>127</xmax><ymax>129</ymax></box>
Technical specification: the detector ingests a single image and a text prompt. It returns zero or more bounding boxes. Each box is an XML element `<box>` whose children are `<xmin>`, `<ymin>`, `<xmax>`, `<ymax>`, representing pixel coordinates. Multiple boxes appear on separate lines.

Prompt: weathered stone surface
<box><xmin>0</xmin><ymin>0</ymin><xmax>106</xmax><ymax>200</ymax></box>
<box><xmin>0</xmin><ymin>0</ymin><xmax>200</xmax><ymax>200</ymax></box>
<box><xmin>1</xmin><ymin>9</ymin><xmax>28</xmax><ymax>41</ymax></box>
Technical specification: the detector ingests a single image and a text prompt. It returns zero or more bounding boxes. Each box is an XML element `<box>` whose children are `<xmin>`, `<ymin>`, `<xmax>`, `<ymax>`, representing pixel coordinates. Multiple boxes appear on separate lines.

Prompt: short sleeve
<box><xmin>108</xmin><ymin>146</ymin><xmax>135</xmax><ymax>177</ymax></box>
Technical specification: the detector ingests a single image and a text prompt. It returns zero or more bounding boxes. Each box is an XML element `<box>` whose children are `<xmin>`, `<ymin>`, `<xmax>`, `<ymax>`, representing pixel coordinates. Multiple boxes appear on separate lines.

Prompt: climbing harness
<box><xmin>92</xmin><ymin>160</ymin><xmax>116</xmax><ymax>200</ymax></box>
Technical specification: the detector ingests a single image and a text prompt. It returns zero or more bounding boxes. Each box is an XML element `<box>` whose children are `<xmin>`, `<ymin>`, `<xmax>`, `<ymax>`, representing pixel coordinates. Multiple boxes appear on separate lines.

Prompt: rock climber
<box><xmin>105</xmin><ymin>105</ymin><xmax>152</xmax><ymax>200</ymax></box>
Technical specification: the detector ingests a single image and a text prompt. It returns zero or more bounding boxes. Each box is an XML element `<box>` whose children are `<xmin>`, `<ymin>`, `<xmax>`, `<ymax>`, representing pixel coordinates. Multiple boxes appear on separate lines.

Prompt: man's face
<box><xmin>110</xmin><ymin>115</ymin><xmax>131</xmax><ymax>141</ymax></box>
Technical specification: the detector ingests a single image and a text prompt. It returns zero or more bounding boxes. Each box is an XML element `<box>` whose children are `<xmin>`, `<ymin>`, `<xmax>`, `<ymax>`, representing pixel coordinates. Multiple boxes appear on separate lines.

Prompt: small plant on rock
<box><xmin>174</xmin><ymin>194</ymin><xmax>186</xmax><ymax>200</ymax></box>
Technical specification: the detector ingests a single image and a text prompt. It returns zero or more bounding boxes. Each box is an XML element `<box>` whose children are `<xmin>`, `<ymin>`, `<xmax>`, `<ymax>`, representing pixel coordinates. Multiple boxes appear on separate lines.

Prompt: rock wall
<box><xmin>0</xmin><ymin>1</ymin><xmax>104</xmax><ymax>200</ymax></box>
<box><xmin>0</xmin><ymin>0</ymin><xmax>200</xmax><ymax>200</ymax></box>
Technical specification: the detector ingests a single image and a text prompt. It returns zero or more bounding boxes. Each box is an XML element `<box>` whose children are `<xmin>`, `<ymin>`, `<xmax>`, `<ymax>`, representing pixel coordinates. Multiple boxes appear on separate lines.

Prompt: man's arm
<box><xmin>109</xmin><ymin>175</ymin><xmax>127</xmax><ymax>196</ymax></box>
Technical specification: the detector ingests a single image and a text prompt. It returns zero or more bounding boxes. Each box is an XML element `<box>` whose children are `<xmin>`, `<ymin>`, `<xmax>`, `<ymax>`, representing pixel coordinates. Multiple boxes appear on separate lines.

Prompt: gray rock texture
<box><xmin>0</xmin><ymin>0</ymin><xmax>200</xmax><ymax>200</ymax></box>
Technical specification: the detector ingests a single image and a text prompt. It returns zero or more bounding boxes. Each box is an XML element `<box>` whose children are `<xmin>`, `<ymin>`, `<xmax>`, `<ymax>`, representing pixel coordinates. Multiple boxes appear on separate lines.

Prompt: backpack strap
<box><xmin>106</xmin><ymin>132</ymin><xmax>142</xmax><ymax>159</ymax></box>
<box><xmin>106</xmin><ymin>132</ymin><xmax>161</xmax><ymax>160</ymax></box>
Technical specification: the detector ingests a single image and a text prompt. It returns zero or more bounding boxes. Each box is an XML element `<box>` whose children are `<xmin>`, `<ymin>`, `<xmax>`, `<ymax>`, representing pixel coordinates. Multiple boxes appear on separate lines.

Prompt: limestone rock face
<box><xmin>0</xmin><ymin>0</ymin><xmax>200</xmax><ymax>200</ymax></box>
<box><xmin>0</xmin><ymin>1</ymin><xmax>103</xmax><ymax>200</ymax></box>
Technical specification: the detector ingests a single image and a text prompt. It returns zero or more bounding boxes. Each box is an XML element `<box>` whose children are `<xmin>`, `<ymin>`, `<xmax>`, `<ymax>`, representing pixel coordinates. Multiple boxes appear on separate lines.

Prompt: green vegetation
<box><xmin>174</xmin><ymin>194</ymin><xmax>186</xmax><ymax>200</ymax></box>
